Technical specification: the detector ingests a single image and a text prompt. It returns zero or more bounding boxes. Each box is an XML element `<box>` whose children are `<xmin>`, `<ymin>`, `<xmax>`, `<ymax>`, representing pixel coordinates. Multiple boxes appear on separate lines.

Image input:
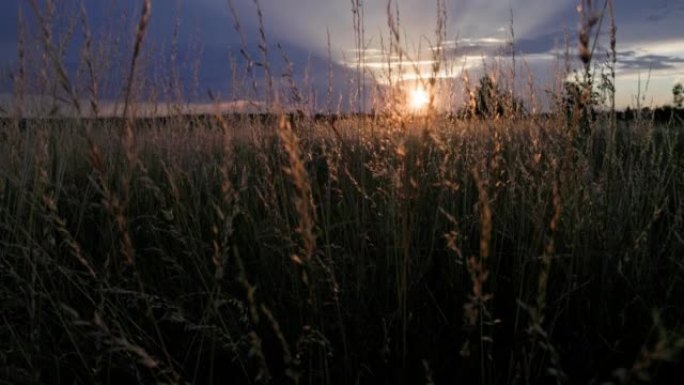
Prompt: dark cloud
<box><xmin>437</xmin><ymin>30</ymin><xmax>568</xmax><ymax>61</ymax></box>
<box><xmin>618</xmin><ymin>53</ymin><xmax>684</xmax><ymax>71</ymax></box>
<box><xmin>515</xmin><ymin>32</ymin><xmax>567</xmax><ymax>55</ymax></box>
<box><xmin>1</xmin><ymin>0</ymin><xmax>683</xmax><ymax>108</ymax></box>
<box><xmin>645</xmin><ymin>3</ymin><xmax>684</xmax><ymax>22</ymax></box>
<box><xmin>444</xmin><ymin>43</ymin><xmax>501</xmax><ymax>58</ymax></box>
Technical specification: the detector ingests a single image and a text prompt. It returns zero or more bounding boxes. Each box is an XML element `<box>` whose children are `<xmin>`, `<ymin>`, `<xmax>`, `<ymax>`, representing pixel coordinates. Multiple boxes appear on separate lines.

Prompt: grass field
<box><xmin>1</xmin><ymin>1</ymin><xmax>684</xmax><ymax>384</ymax></box>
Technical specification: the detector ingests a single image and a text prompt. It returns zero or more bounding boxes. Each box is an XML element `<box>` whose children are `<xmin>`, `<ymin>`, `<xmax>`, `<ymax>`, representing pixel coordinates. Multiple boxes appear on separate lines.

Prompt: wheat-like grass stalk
<box><xmin>111</xmin><ymin>0</ymin><xmax>152</xmax><ymax>268</ymax></box>
<box><xmin>278</xmin><ymin>116</ymin><xmax>317</xmax><ymax>266</ymax></box>
<box><xmin>14</xmin><ymin>5</ymin><xmax>26</xmax><ymax>122</ymax></box>
<box><xmin>28</xmin><ymin>0</ymin><xmax>83</xmax><ymax>116</ymax></box>
<box><xmin>235</xmin><ymin>251</ymin><xmax>272</xmax><ymax>383</ymax></box>
<box><xmin>209</xmin><ymin>102</ymin><xmax>240</xmax><ymax>279</ymax></box>
<box><xmin>462</xmin><ymin>165</ymin><xmax>494</xmax><ymax>380</ymax></box>
<box><xmin>42</xmin><ymin>194</ymin><xmax>97</xmax><ymax>278</ymax></box>
<box><xmin>122</xmin><ymin>0</ymin><xmax>152</xmax><ymax>120</ymax></box>
<box><xmin>32</xmin><ymin>128</ymin><xmax>96</xmax><ymax>278</ymax></box>
<box><xmin>79</xmin><ymin>1</ymin><xmax>99</xmax><ymax>118</ymax></box>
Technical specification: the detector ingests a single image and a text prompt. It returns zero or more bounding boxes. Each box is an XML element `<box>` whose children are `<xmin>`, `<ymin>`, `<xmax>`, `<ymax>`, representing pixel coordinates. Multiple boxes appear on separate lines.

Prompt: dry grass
<box><xmin>1</xmin><ymin>1</ymin><xmax>683</xmax><ymax>385</ymax></box>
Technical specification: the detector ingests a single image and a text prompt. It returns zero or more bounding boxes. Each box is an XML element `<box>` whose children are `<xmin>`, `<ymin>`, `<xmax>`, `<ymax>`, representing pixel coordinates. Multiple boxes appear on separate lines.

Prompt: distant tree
<box><xmin>561</xmin><ymin>81</ymin><xmax>583</xmax><ymax>112</ymax></box>
<box><xmin>673</xmin><ymin>83</ymin><xmax>683</xmax><ymax>108</ymax></box>
<box><xmin>561</xmin><ymin>80</ymin><xmax>599</xmax><ymax>136</ymax></box>
<box><xmin>474</xmin><ymin>75</ymin><xmax>500</xmax><ymax>118</ymax></box>
<box><xmin>562</xmin><ymin>80</ymin><xmax>602</xmax><ymax>112</ymax></box>
<box><xmin>469</xmin><ymin>75</ymin><xmax>523</xmax><ymax>119</ymax></box>
<box><xmin>654</xmin><ymin>105</ymin><xmax>674</xmax><ymax>123</ymax></box>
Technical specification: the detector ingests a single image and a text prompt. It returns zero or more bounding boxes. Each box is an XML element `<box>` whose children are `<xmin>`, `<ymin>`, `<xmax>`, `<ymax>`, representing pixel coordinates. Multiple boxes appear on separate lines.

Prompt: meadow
<box><xmin>1</xmin><ymin>1</ymin><xmax>683</xmax><ymax>384</ymax></box>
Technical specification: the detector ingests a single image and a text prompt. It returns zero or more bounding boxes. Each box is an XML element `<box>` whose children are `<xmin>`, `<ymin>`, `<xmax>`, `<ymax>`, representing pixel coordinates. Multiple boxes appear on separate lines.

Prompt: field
<box><xmin>1</xmin><ymin>1</ymin><xmax>684</xmax><ymax>384</ymax></box>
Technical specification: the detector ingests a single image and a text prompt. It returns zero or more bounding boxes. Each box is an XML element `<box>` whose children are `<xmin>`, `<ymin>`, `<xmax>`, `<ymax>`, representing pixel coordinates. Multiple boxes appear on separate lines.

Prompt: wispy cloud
<box><xmin>618</xmin><ymin>54</ymin><xmax>684</xmax><ymax>71</ymax></box>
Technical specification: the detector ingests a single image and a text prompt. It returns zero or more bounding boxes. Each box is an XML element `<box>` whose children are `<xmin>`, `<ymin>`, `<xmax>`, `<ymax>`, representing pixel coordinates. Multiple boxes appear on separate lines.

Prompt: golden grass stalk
<box><xmin>235</xmin><ymin>252</ymin><xmax>272</xmax><ymax>383</ymax></box>
<box><xmin>209</xmin><ymin>103</ymin><xmax>243</xmax><ymax>280</ymax></box>
<box><xmin>261</xmin><ymin>304</ymin><xmax>301</xmax><ymax>384</ymax></box>
<box><xmin>113</xmin><ymin>0</ymin><xmax>152</xmax><ymax>269</ymax></box>
<box><xmin>278</xmin><ymin>116</ymin><xmax>317</xmax><ymax>265</ymax></box>
<box><xmin>461</xmin><ymin>166</ymin><xmax>493</xmax><ymax>378</ymax></box>
<box><xmin>86</xmin><ymin>135</ymin><xmax>135</xmax><ymax>269</ymax></box>
<box><xmin>122</xmin><ymin>0</ymin><xmax>152</xmax><ymax>120</ymax></box>
<box><xmin>28</xmin><ymin>0</ymin><xmax>83</xmax><ymax>115</ymax></box>
<box><xmin>92</xmin><ymin>311</ymin><xmax>181</xmax><ymax>384</ymax></box>
<box><xmin>35</xmin><ymin>130</ymin><xmax>97</xmax><ymax>278</ymax></box>
<box><xmin>42</xmin><ymin>195</ymin><xmax>97</xmax><ymax>278</ymax></box>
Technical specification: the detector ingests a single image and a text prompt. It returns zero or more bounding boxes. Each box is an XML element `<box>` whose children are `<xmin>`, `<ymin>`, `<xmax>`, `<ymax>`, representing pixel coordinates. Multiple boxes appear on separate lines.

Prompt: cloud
<box><xmin>2</xmin><ymin>0</ymin><xmax>683</xmax><ymax>110</ymax></box>
<box><xmin>196</xmin><ymin>0</ymin><xmax>575</xmax><ymax>63</ymax></box>
<box><xmin>645</xmin><ymin>3</ymin><xmax>684</xmax><ymax>22</ymax></box>
<box><xmin>618</xmin><ymin>54</ymin><xmax>684</xmax><ymax>71</ymax></box>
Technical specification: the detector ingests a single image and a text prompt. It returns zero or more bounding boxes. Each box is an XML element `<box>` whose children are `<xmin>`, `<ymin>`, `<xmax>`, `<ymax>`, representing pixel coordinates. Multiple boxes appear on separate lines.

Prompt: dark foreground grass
<box><xmin>1</xmin><ymin>114</ymin><xmax>683</xmax><ymax>384</ymax></box>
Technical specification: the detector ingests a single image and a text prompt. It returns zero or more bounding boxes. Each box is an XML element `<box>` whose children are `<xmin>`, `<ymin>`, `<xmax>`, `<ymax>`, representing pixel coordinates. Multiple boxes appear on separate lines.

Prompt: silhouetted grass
<box><xmin>1</xmin><ymin>1</ymin><xmax>683</xmax><ymax>384</ymax></box>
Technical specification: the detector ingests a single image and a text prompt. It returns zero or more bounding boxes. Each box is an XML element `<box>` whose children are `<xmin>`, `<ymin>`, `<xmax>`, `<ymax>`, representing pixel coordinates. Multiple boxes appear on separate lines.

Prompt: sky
<box><xmin>0</xmin><ymin>0</ymin><xmax>683</xmax><ymax>113</ymax></box>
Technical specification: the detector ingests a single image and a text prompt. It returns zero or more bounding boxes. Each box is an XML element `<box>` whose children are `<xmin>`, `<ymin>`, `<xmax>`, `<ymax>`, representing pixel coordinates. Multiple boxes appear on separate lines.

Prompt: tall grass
<box><xmin>1</xmin><ymin>1</ymin><xmax>683</xmax><ymax>384</ymax></box>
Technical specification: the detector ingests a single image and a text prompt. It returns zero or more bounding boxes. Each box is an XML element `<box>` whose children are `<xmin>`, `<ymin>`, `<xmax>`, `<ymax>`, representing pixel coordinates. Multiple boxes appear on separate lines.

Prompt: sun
<box><xmin>408</xmin><ymin>86</ymin><xmax>430</xmax><ymax>111</ymax></box>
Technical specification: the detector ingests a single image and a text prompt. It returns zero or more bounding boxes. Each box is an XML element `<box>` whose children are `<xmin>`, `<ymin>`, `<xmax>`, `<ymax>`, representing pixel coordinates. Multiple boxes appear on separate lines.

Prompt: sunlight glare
<box><xmin>408</xmin><ymin>86</ymin><xmax>430</xmax><ymax>111</ymax></box>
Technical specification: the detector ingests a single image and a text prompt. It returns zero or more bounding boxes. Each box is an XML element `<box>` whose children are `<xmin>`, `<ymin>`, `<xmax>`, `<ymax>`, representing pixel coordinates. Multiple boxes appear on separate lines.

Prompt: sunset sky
<box><xmin>1</xmin><ymin>0</ymin><xmax>682</xmax><ymax>112</ymax></box>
